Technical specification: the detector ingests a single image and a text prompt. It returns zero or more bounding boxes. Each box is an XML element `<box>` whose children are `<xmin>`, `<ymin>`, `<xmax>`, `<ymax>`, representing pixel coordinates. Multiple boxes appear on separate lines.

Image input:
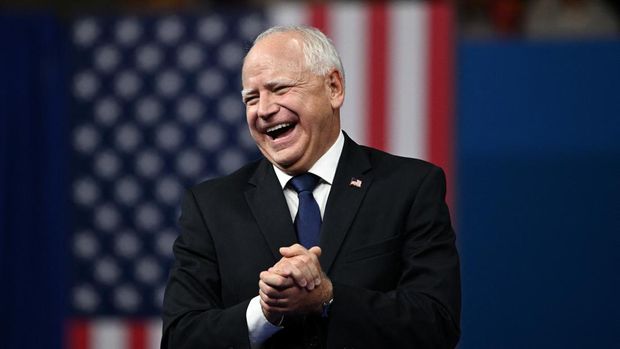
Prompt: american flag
<box><xmin>67</xmin><ymin>2</ymin><xmax>454</xmax><ymax>348</ymax></box>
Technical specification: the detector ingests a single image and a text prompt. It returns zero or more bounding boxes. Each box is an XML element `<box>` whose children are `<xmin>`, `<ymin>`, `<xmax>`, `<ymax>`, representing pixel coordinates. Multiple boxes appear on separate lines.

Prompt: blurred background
<box><xmin>1</xmin><ymin>0</ymin><xmax>619</xmax><ymax>348</ymax></box>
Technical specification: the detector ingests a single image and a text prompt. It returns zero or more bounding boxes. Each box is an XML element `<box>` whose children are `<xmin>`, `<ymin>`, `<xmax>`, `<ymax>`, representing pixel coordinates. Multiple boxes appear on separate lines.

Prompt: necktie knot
<box><xmin>289</xmin><ymin>173</ymin><xmax>320</xmax><ymax>194</ymax></box>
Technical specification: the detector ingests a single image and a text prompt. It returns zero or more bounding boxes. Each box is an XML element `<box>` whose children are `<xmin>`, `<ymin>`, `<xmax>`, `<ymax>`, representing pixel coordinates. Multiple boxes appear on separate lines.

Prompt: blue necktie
<box><xmin>289</xmin><ymin>173</ymin><xmax>322</xmax><ymax>249</ymax></box>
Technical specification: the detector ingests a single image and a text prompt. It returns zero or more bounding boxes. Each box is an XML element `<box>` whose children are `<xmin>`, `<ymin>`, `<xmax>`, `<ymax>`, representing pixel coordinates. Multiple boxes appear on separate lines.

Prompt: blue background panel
<box><xmin>457</xmin><ymin>41</ymin><xmax>620</xmax><ymax>348</ymax></box>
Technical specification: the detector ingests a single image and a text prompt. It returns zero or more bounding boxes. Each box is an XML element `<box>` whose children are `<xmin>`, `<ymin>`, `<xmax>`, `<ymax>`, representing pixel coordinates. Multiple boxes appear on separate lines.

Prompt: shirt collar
<box><xmin>273</xmin><ymin>131</ymin><xmax>345</xmax><ymax>189</ymax></box>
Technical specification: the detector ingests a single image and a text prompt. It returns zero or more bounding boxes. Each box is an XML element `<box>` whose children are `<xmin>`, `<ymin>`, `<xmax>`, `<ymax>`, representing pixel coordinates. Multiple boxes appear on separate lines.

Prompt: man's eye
<box><xmin>244</xmin><ymin>96</ymin><xmax>258</xmax><ymax>105</ymax></box>
<box><xmin>275</xmin><ymin>86</ymin><xmax>291</xmax><ymax>94</ymax></box>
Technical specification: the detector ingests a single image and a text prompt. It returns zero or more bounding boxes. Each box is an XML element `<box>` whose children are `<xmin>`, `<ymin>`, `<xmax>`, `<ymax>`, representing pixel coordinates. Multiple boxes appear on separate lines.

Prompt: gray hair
<box><xmin>252</xmin><ymin>25</ymin><xmax>345</xmax><ymax>86</ymax></box>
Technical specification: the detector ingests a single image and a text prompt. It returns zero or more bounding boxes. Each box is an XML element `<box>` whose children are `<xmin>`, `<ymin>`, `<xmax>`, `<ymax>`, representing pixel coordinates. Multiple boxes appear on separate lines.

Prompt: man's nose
<box><xmin>257</xmin><ymin>94</ymin><xmax>278</xmax><ymax>119</ymax></box>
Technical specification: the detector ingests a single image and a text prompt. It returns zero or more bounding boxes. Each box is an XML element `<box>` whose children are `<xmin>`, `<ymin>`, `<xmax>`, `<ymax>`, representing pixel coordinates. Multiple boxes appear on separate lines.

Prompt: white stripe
<box><xmin>267</xmin><ymin>3</ymin><xmax>308</xmax><ymax>26</ymax></box>
<box><xmin>91</xmin><ymin>319</ymin><xmax>127</xmax><ymax>349</ymax></box>
<box><xmin>388</xmin><ymin>2</ymin><xmax>429</xmax><ymax>159</ymax></box>
<box><xmin>330</xmin><ymin>2</ymin><xmax>368</xmax><ymax>146</ymax></box>
<box><xmin>148</xmin><ymin>318</ymin><xmax>163</xmax><ymax>349</ymax></box>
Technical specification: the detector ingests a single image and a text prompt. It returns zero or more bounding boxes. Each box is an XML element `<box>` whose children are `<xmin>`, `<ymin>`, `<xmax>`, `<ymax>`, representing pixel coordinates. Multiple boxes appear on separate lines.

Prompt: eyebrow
<box><xmin>240</xmin><ymin>88</ymin><xmax>255</xmax><ymax>98</ymax></box>
<box><xmin>240</xmin><ymin>79</ymin><xmax>296</xmax><ymax>98</ymax></box>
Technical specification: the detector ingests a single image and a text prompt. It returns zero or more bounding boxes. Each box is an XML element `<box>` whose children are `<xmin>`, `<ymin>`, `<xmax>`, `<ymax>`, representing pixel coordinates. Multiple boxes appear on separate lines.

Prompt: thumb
<box><xmin>279</xmin><ymin>243</ymin><xmax>306</xmax><ymax>257</ymax></box>
<box><xmin>309</xmin><ymin>246</ymin><xmax>322</xmax><ymax>257</ymax></box>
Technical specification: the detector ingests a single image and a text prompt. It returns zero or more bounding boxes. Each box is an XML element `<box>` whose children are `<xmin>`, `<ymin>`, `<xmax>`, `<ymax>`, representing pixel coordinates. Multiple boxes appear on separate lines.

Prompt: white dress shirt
<box><xmin>246</xmin><ymin>131</ymin><xmax>345</xmax><ymax>348</ymax></box>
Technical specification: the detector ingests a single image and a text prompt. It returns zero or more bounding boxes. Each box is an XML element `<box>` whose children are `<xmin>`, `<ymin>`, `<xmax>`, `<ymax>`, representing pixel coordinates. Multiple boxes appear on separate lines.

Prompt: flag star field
<box><xmin>71</xmin><ymin>13</ymin><xmax>264</xmax><ymax>317</ymax></box>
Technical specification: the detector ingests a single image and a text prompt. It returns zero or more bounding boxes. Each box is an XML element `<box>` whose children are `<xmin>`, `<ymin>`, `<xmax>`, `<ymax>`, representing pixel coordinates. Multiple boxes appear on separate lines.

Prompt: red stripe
<box><xmin>129</xmin><ymin>320</ymin><xmax>147</xmax><ymax>349</ymax></box>
<box><xmin>367</xmin><ymin>3</ymin><xmax>389</xmax><ymax>150</ymax></box>
<box><xmin>67</xmin><ymin>320</ymin><xmax>89</xmax><ymax>349</ymax></box>
<box><xmin>309</xmin><ymin>3</ymin><xmax>329</xmax><ymax>34</ymax></box>
<box><xmin>428</xmin><ymin>1</ymin><xmax>455</xmax><ymax>206</ymax></box>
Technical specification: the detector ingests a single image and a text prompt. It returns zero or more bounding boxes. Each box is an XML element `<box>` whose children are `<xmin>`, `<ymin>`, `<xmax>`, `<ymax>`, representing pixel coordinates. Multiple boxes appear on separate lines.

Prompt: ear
<box><xmin>326</xmin><ymin>69</ymin><xmax>345</xmax><ymax>109</ymax></box>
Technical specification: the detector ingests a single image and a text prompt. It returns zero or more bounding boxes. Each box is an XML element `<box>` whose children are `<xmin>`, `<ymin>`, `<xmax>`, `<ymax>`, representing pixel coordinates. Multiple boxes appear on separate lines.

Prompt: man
<box><xmin>162</xmin><ymin>25</ymin><xmax>460</xmax><ymax>349</ymax></box>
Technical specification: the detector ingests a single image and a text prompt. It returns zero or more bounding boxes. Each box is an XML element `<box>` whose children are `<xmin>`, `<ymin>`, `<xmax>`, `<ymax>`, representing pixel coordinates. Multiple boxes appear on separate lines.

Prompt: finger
<box><xmin>258</xmin><ymin>279</ymin><xmax>286</xmax><ymax>299</ymax></box>
<box><xmin>260</xmin><ymin>298</ymin><xmax>288</xmax><ymax>314</ymax></box>
<box><xmin>259</xmin><ymin>288</ymin><xmax>288</xmax><ymax>307</ymax></box>
<box><xmin>290</xmin><ymin>253</ymin><xmax>322</xmax><ymax>287</ymax></box>
<box><xmin>271</xmin><ymin>260</ymin><xmax>304</xmax><ymax>284</ymax></box>
<box><xmin>268</xmin><ymin>266</ymin><xmax>290</xmax><ymax>278</ymax></box>
<box><xmin>307</xmin><ymin>251</ymin><xmax>323</xmax><ymax>286</ymax></box>
<box><xmin>269</xmin><ymin>263</ymin><xmax>292</xmax><ymax>277</ymax></box>
<box><xmin>281</xmin><ymin>261</ymin><xmax>309</xmax><ymax>288</ymax></box>
<box><xmin>272</xmin><ymin>253</ymin><xmax>322</xmax><ymax>289</ymax></box>
<box><xmin>279</xmin><ymin>244</ymin><xmax>308</xmax><ymax>257</ymax></box>
<box><xmin>287</xmin><ymin>255</ymin><xmax>321</xmax><ymax>289</ymax></box>
<box><xmin>260</xmin><ymin>270</ymin><xmax>294</xmax><ymax>289</ymax></box>
<box><xmin>309</xmin><ymin>246</ymin><xmax>322</xmax><ymax>257</ymax></box>
<box><xmin>289</xmin><ymin>256</ymin><xmax>319</xmax><ymax>289</ymax></box>
<box><xmin>282</xmin><ymin>247</ymin><xmax>322</xmax><ymax>282</ymax></box>
<box><xmin>269</xmin><ymin>267</ymin><xmax>313</xmax><ymax>290</ymax></box>
<box><xmin>292</xmin><ymin>261</ymin><xmax>315</xmax><ymax>290</ymax></box>
<box><xmin>260</xmin><ymin>271</ymin><xmax>292</xmax><ymax>289</ymax></box>
<box><xmin>258</xmin><ymin>288</ymin><xmax>272</xmax><ymax>304</ymax></box>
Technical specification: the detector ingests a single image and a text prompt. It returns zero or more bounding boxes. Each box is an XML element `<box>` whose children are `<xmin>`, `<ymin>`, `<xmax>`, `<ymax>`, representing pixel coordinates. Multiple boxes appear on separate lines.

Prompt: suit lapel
<box><xmin>320</xmin><ymin>135</ymin><xmax>373</xmax><ymax>274</ymax></box>
<box><xmin>244</xmin><ymin>159</ymin><xmax>297</xmax><ymax>261</ymax></box>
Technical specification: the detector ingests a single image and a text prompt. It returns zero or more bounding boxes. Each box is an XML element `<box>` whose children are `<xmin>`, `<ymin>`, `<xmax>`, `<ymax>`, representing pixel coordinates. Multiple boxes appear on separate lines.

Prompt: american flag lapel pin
<box><xmin>349</xmin><ymin>177</ymin><xmax>362</xmax><ymax>188</ymax></box>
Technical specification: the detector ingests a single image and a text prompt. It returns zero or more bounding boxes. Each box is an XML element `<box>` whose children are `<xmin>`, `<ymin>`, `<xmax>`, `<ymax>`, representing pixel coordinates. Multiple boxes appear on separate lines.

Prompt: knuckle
<box><xmin>284</xmin><ymin>261</ymin><xmax>295</xmax><ymax>269</ymax></box>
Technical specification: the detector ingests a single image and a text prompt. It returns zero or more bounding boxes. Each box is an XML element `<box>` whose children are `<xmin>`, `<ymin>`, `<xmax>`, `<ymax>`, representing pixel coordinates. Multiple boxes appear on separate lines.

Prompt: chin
<box><xmin>258</xmin><ymin>134</ymin><xmax>312</xmax><ymax>171</ymax></box>
<box><xmin>272</xmin><ymin>151</ymin><xmax>308</xmax><ymax>172</ymax></box>
<box><xmin>271</xmin><ymin>154</ymin><xmax>300</xmax><ymax>170</ymax></box>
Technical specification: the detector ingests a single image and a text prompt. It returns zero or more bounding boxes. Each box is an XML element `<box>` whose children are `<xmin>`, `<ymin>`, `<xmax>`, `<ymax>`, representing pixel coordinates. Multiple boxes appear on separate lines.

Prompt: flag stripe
<box><xmin>267</xmin><ymin>3</ymin><xmax>306</xmax><ymax>27</ymax></box>
<box><xmin>68</xmin><ymin>320</ymin><xmax>89</xmax><ymax>349</ymax></box>
<box><xmin>129</xmin><ymin>321</ymin><xmax>146</xmax><ymax>349</ymax></box>
<box><xmin>388</xmin><ymin>2</ymin><xmax>428</xmax><ymax>159</ymax></box>
<box><xmin>367</xmin><ymin>3</ymin><xmax>389</xmax><ymax>150</ymax></box>
<box><xmin>92</xmin><ymin>320</ymin><xmax>126</xmax><ymax>349</ymax></box>
<box><xmin>332</xmin><ymin>2</ymin><xmax>367</xmax><ymax>144</ymax></box>
<box><xmin>147</xmin><ymin>320</ymin><xmax>163</xmax><ymax>349</ymax></box>
<box><xmin>309</xmin><ymin>3</ymin><xmax>329</xmax><ymax>34</ymax></box>
<box><xmin>428</xmin><ymin>1</ymin><xmax>455</xmax><ymax>203</ymax></box>
<box><xmin>71</xmin><ymin>320</ymin><xmax>162</xmax><ymax>349</ymax></box>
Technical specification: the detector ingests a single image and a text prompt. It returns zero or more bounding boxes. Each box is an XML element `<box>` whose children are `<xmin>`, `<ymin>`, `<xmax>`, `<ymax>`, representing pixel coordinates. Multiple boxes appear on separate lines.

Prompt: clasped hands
<box><xmin>258</xmin><ymin>244</ymin><xmax>333</xmax><ymax>324</ymax></box>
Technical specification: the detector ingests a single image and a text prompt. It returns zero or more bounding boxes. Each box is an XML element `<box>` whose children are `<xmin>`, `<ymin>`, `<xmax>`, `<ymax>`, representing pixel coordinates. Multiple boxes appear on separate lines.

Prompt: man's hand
<box><xmin>259</xmin><ymin>268</ymin><xmax>332</xmax><ymax>316</ymax></box>
<box><xmin>271</xmin><ymin>244</ymin><xmax>322</xmax><ymax>289</ymax></box>
<box><xmin>258</xmin><ymin>244</ymin><xmax>333</xmax><ymax>317</ymax></box>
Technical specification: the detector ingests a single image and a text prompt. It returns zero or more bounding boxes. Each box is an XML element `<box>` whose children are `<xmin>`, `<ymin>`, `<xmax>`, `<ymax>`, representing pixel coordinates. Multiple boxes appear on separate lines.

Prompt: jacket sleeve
<box><xmin>162</xmin><ymin>189</ymin><xmax>251</xmax><ymax>349</ymax></box>
<box><xmin>327</xmin><ymin>166</ymin><xmax>461</xmax><ymax>348</ymax></box>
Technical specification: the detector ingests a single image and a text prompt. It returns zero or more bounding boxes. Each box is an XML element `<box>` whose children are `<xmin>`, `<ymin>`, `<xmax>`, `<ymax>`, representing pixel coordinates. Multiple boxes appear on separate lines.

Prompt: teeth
<box><xmin>266</xmin><ymin>123</ymin><xmax>291</xmax><ymax>133</ymax></box>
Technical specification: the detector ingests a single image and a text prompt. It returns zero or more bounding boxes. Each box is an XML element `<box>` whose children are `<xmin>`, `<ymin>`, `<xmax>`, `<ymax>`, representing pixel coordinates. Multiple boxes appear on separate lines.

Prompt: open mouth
<box><xmin>266</xmin><ymin>123</ymin><xmax>295</xmax><ymax>140</ymax></box>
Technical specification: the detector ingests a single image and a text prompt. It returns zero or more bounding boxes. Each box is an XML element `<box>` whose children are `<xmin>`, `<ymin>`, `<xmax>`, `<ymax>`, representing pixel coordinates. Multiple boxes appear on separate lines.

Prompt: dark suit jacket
<box><xmin>162</xmin><ymin>135</ymin><xmax>461</xmax><ymax>349</ymax></box>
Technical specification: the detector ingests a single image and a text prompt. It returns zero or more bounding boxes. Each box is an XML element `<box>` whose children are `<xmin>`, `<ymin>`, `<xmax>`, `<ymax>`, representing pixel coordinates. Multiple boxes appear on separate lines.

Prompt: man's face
<box><xmin>241</xmin><ymin>32</ymin><xmax>343</xmax><ymax>175</ymax></box>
